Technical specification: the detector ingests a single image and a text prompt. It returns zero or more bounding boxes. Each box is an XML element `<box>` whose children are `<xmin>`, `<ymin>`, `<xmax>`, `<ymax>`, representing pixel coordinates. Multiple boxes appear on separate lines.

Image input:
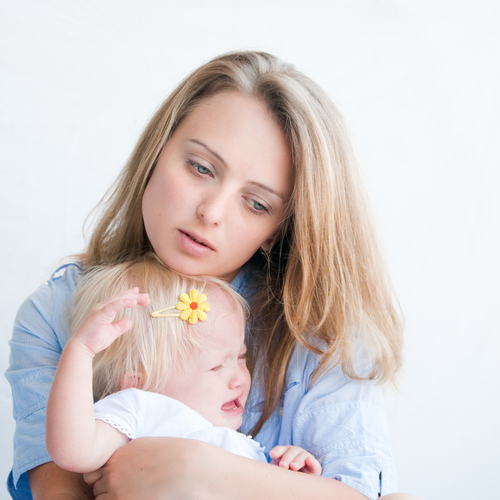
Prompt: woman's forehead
<box><xmin>172</xmin><ymin>91</ymin><xmax>294</xmax><ymax>196</ymax></box>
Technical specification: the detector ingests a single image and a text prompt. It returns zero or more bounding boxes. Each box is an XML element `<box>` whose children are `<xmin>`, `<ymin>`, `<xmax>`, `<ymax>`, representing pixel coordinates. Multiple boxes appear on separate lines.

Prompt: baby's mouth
<box><xmin>221</xmin><ymin>399</ymin><xmax>242</xmax><ymax>412</ymax></box>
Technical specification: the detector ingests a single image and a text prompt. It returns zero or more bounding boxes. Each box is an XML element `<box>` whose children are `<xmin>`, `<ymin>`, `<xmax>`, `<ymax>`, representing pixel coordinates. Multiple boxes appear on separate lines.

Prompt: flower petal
<box><xmin>199</xmin><ymin>303</ymin><xmax>211</xmax><ymax>312</ymax></box>
<box><xmin>175</xmin><ymin>302</ymin><xmax>190</xmax><ymax>311</ymax></box>
<box><xmin>188</xmin><ymin>310</ymin><xmax>198</xmax><ymax>324</ymax></box>
<box><xmin>179</xmin><ymin>293</ymin><xmax>191</xmax><ymax>305</ymax></box>
<box><xmin>197</xmin><ymin>310</ymin><xmax>207</xmax><ymax>321</ymax></box>
<box><xmin>197</xmin><ymin>293</ymin><xmax>207</xmax><ymax>305</ymax></box>
<box><xmin>190</xmin><ymin>289</ymin><xmax>199</xmax><ymax>302</ymax></box>
<box><xmin>179</xmin><ymin>309</ymin><xmax>191</xmax><ymax>321</ymax></box>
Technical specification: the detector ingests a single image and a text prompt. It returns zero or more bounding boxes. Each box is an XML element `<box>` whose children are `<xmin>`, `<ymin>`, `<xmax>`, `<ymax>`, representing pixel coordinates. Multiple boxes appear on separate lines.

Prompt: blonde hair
<box><xmin>71</xmin><ymin>256</ymin><xmax>247</xmax><ymax>401</ymax></box>
<box><xmin>76</xmin><ymin>51</ymin><xmax>403</xmax><ymax>434</ymax></box>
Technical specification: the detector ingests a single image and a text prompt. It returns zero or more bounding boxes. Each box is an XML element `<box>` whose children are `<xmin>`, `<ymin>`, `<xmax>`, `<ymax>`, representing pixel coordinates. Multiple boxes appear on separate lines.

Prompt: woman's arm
<box><xmin>6</xmin><ymin>264</ymin><xmax>82</xmax><ymax>496</ymax></box>
<box><xmin>28</xmin><ymin>462</ymin><xmax>94</xmax><ymax>500</ymax></box>
<box><xmin>84</xmin><ymin>437</ymin><xmax>368</xmax><ymax>500</ymax></box>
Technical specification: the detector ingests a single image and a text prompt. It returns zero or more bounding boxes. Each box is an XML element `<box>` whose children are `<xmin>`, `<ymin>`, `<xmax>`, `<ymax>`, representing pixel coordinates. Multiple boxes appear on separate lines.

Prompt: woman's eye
<box><xmin>211</xmin><ymin>365</ymin><xmax>223</xmax><ymax>372</ymax></box>
<box><xmin>249</xmin><ymin>199</ymin><xmax>269</xmax><ymax>214</ymax></box>
<box><xmin>188</xmin><ymin>160</ymin><xmax>211</xmax><ymax>176</ymax></box>
<box><xmin>196</xmin><ymin>164</ymin><xmax>211</xmax><ymax>175</ymax></box>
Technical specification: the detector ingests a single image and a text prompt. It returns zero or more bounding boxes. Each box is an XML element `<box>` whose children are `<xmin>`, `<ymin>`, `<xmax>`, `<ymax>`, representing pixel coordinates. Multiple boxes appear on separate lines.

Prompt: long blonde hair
<box><xmin>77</xmin><ymin>51</ymin><xmax>403</xmax><ymax>434</ymax></box>
<box><xmin>71</xmin><ymin>256</ymin><xmax>247</xmax><ymax>401</ymax></box>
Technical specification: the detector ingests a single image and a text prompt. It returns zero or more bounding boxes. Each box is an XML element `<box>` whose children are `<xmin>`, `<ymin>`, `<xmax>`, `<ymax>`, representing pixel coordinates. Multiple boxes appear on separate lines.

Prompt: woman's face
<box><xmin>142</xmin><ymin>91</ymin><xmax>293</xmax><ymax>281</ymax></box>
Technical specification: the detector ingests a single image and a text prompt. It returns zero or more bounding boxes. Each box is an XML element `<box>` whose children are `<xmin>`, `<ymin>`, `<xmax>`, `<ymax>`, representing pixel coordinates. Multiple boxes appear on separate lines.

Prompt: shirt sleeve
<box><xmin>5</xmin><ymin>264</ymin><xmax>80</xmax><ymax>489</ymax></box>
<box><xmin>94</xmin><ymin>389</ymin><xmax>214</xmax><ymax>440</ymax></box>
<box><xmin>290</xmin><ymin>346</ymin><xmax>397</xmax><ymax>499</ymax></box>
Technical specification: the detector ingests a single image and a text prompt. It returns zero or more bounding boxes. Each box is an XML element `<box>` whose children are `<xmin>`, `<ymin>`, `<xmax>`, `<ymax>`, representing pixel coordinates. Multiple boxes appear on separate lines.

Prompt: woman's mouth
<box><xmin>189</xmin><ymin>235</ymin><xmax>208</xmax><ymax>246</ymax></box>
<box><xmin>178</xmin><ymin>230</ymin><xmax>214</xmax><ymax>257</ymax></box>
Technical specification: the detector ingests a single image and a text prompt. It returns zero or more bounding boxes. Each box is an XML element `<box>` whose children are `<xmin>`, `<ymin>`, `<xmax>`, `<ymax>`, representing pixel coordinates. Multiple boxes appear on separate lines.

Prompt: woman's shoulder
<box><xmin>13</xmin><ymin>262</ymin><xmax>82</xmax><ymax>348</ymax></box>
<box><xmin>19</xmin><ymin>262</ymin><xmax>81</xmax><ymax>315</ymax></box>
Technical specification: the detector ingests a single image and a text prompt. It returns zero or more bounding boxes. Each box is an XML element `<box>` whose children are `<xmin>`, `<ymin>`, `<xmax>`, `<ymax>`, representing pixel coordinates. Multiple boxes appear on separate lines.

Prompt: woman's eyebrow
<box><xmin>188</xmin><ymin>138</ymin><xmax>286</xmax><ymax>203</ymax></box>
<box><xmin>188</xmin><ymin>139</ymin><xmax>227</xmax><ymax>167</ymax></box>
<box><xmin>248</xmin><ymin>181</ymin><xmax>286</xmax><ymax>203</ymax></box>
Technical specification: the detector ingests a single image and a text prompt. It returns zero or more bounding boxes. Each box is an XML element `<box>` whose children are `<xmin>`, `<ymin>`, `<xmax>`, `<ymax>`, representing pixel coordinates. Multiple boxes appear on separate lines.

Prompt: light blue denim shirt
<box><xmin>6</xmin><ymin>263</ymin><xmax>397</xmax><ymax>500</ymax></box>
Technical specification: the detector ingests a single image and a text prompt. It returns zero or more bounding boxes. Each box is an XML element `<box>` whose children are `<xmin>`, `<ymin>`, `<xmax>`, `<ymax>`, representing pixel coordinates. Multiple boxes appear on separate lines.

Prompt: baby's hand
<box><xmin>269</xmin><ymin>445</ymin><xmax>322</xmax><ymax>476</ymax></box>
<box><xmin>71</xmin><ymin>288</ymin><xmax>150</xmax><ymax>357</ymax></box>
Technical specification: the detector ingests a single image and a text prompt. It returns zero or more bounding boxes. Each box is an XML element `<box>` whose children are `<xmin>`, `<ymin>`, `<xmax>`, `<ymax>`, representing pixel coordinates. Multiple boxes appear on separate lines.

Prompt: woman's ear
<box><xmin>260</xmin><ymin>233</ymin><xmax>278</xmax><ymax>252</ymax></box>
<box><xmin>120</xmin><ymin>371</ymin><xmax>144</xmax><ymax>391</ymax></box>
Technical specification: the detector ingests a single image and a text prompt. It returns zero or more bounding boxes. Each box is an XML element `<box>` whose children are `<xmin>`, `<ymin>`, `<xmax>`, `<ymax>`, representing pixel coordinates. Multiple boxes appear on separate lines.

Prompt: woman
<box><xmin>8</xmin><ymin>51</ymin><xmax>419</xmax><ymax>500</ymax></box>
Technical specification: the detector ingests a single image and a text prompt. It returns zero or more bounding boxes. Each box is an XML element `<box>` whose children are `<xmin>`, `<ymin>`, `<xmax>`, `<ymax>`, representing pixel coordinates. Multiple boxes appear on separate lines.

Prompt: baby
<box><xmin>46</xmin><ymin>256</ymin><xmax>321</xmax><ymax>475</ymax></box>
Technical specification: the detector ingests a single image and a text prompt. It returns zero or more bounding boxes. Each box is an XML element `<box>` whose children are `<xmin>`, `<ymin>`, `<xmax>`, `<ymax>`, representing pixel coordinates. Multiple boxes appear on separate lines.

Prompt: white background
<box><xmin>1</xmin><ymin>1</ymin><xmax>499</xmax><ymax>499</ymax></box>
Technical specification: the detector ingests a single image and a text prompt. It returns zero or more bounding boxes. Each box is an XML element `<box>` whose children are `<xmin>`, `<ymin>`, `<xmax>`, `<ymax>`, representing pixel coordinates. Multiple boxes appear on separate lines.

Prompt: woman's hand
<box><xmin>83</xmin><ymin>437</ymin><xmax>204</xmax><ymax>500</ymax></box>
<box><xmin>28</xmin><ymin>462</ymin><xmax>94</xmax><ymax>500</ymax></box>
<box><xmin>83</xmin><ymin>437</ymin><xmax>367</xmax><ymax>500</ymax></box>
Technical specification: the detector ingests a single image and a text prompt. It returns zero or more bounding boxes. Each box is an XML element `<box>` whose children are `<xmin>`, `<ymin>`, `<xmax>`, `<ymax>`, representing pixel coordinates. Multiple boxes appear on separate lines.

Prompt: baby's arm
<box><xmin>46</xmin><ymin>288</ymin><xmax>149</xmax><ymax>473</ymax></box>
<box><xmin>269</xmin><ymin>445</ymin><xmax>322</xmax><ymax>476</ymax></box>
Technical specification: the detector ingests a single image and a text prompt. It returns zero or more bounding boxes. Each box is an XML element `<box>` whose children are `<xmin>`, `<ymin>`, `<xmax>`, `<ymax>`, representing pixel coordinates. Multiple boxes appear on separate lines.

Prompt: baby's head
<box><xmin>71</xmin><ymin>255</ymin><xmax>250</xmax><ymax>430</ymax></box>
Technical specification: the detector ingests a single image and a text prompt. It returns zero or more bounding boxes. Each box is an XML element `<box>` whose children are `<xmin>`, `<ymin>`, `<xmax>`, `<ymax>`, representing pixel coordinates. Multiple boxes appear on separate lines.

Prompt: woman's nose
<box><xmin>196</xmin><ymin>193</ymin><xmax>228</xmax><ymax>226</ymax></box>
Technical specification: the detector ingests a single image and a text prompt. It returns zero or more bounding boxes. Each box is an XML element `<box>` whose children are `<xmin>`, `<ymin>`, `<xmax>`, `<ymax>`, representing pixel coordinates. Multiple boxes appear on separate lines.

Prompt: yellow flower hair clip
<box><xmin>151</xmin><ymin>289</ymin><xmax>211</xmax><ymax>325</ymax></box>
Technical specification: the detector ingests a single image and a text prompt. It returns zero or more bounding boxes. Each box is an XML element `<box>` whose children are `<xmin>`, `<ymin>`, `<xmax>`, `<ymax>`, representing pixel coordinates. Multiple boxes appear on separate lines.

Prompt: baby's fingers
<box><xmin>271</xmin><ymin>446</ymin><xmax>303</xmax><ymax>471</ymax></box>
<box><xmin>269</xmin><ymin>446</ymin><xmax>287</xmax><ymax>461</ymax></box>
<box><xmin>110</xmin><ymin>318</ymin><xmax>133</xmax><ymax>336</ymax></box>
<box><xmin>287</xmin><ymin>450</ymin><xmax>311</xmax><ymax>471</ymax></box>
<box><xmin>73</xmin><ymin>292</ymin><xmax>148</xmax><ymax>354</ymax></box>
<box><xmin>304</xmin><ymin>455</ymin><xmax>322</xmax><ymax>476</ymax></box>
<box><xmin>92</xmin><ymin>288</ymin><xmax>148</xmax><ymax>312</ymax></box>
<box><xmin>101</xmin><ymin>297</ymin><xmax>138</xmax><ymax>319</ymax></box>
<box><xmin>95</xmin><ymin>292</ymin><xmax>148</xmax><ymax>322</ymax></box>
<box><xmin>269</xmin><ymin>446</ymin><xmax>289</xmax><ymax>469</ymax></box>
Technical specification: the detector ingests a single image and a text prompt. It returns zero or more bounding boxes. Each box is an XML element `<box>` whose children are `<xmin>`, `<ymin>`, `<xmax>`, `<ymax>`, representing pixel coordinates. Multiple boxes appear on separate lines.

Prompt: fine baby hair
<box><xmin>70</xmin><ymin>255</ymin><xmax>247</xmax><ymax>402</ymax></box>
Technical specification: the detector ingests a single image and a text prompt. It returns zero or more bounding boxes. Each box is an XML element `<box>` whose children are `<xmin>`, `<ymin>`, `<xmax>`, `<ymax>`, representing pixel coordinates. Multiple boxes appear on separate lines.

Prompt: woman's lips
<box><xmin>178</xmin><ymin>230</ymin><xmax>214</xmax><ymax>257</ymax></box>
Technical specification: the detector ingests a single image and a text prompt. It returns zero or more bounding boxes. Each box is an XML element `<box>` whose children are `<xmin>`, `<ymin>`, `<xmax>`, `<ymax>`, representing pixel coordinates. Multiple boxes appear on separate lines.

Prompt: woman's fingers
<box><xmin>83</xmin><ymin>468</ymin><xmax>102</xmax><ymax>487</ymax></box>
<box><xmin>84</xmin><ymin>468</ymin><xmax>112</xmax><ymax>499</ymax></box>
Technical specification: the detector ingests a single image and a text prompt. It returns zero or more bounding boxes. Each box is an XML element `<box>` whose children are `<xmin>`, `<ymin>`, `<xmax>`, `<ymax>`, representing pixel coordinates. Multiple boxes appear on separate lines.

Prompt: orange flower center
<box><xmin>190</xmin><ymin>302</ymin><xmax>198</xmax><ymax>310</ymax></box>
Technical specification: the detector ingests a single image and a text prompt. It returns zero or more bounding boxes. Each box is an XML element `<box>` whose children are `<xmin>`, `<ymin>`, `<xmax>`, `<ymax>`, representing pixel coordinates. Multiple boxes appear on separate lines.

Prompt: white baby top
<box><xmin>93</xmin><ymin>388</ymin><xmax>267</xmax><ymax>463</ymax></box>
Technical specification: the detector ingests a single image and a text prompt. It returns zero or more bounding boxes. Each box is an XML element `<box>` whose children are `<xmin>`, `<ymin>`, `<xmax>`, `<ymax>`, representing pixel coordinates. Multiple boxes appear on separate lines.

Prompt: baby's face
<box><xmin>160</xmin><ymin>287</ymin><xmax>251</xmax><ymax>430</ymax></box>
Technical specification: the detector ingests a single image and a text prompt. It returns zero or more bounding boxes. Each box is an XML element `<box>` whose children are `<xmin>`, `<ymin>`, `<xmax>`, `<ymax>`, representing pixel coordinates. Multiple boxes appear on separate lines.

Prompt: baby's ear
<box><xmin>120</xmin><ymin>371</ymin><xmax>144</xmax><ymax>390</ymax></box>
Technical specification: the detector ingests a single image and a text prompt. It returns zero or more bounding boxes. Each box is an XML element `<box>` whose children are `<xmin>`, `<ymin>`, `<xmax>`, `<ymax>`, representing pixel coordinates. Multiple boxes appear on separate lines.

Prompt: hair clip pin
<box><xmin>152</xmin><ymin>289</ymin><xmax>211</xmax><ymax>324</ymax></box>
